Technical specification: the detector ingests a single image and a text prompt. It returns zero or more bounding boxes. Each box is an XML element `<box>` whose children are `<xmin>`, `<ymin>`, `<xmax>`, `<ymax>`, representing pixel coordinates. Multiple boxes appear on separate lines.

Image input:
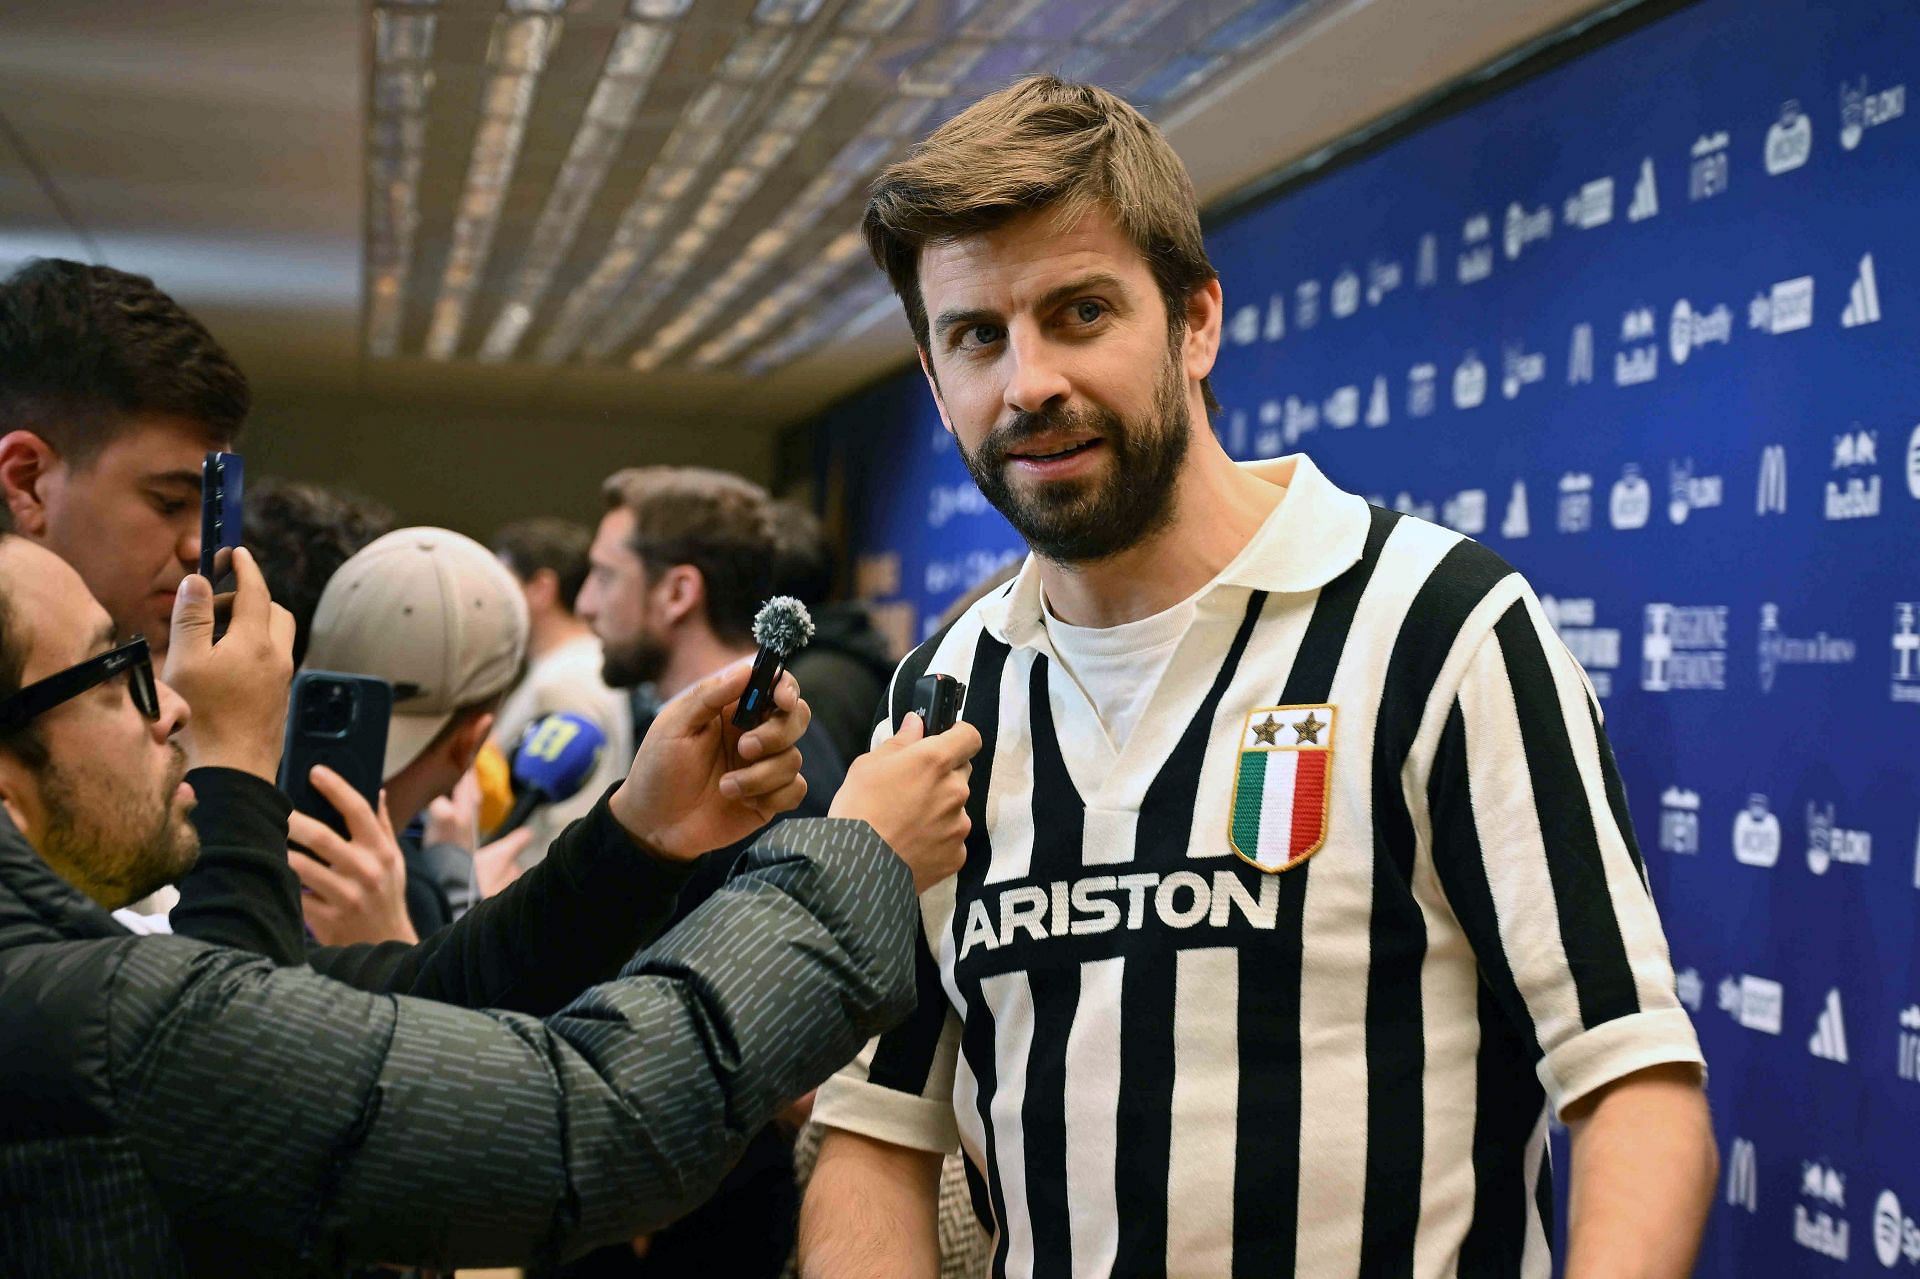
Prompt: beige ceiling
<box><xmin>0</xmin><ymin>0</ymin><xmax>1619</xmax><ymax>518</ymax></box>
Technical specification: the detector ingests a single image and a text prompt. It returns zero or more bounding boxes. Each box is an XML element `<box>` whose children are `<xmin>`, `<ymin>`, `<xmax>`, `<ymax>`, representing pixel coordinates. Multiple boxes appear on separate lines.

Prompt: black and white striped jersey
<box><xmin>813</xmin><ymin>454</ymin><xmax>1704</xmax><ymax>1279</ymax></box>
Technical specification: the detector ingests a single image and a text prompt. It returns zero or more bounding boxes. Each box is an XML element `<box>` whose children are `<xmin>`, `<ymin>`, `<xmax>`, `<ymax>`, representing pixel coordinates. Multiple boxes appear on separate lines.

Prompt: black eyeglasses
<box><xmin>0</xmin><ymin>637</ymin><xmax>159</xmax><ymax>734</ymax></box>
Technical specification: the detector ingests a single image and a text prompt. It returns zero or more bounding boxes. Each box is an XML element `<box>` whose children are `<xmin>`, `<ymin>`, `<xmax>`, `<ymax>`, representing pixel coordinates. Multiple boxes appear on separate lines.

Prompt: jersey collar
<box><xmin>981</xmin><ymin>452</ymin><xmax>1371</xmax><ymax>648</ymax></box>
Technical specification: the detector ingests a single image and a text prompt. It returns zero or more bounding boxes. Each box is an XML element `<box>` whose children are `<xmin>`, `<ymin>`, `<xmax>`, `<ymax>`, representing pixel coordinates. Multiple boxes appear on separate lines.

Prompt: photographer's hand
<box><xmin>163</xmin><ymin>547</ymin><xmax>295</xmax><ymax>783</ymax></box>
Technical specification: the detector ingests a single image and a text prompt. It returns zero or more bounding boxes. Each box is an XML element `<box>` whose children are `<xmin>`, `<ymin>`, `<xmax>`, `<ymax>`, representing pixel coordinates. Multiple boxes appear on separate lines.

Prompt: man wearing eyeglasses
<box><xmin>0</xmin><ymin>521</ymin><xmax>985</xmax><ymax>1273</ymax></box>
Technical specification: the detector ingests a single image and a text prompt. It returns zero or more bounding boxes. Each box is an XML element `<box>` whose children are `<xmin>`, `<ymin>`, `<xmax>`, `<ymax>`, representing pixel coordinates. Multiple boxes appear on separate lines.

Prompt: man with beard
<box><xmin>566</xmin><ymin>466</ymin><xmax>850</xmax><ymax>1279</ymax></box>
<box><xmin>798</xmin><ymin>77</ymin><xmax>1714</xmax><ymax>1279</ymax></box>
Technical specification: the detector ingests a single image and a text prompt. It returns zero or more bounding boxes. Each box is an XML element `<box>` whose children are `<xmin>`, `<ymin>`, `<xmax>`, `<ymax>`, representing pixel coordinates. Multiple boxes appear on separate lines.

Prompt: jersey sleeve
<box><xmin>1422</xmin><ymin>590</ymin><xmax>1704</xmax><ymax>1119</ymax></box>
<box><xmin>812</xmin><ymin>918</ymin><xmax>965</xmax><ymax>1154</ymax></box>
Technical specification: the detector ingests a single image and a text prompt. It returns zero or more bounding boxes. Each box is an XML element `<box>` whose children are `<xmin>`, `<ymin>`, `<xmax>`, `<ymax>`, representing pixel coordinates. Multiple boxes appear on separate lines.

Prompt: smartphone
<box><xmin>279</xmin><ymin>671</ymin><xmax>391</xmax><ymax>843</ymax></box>
<box><xmin>910</xmin><ymin>673</ymin><xmax>966</xmax><ymax>735</ymax></box>
<box><xmin>199</xmin><ymin>451</ymin><xmax>244</xmax><ymax>586</ymax></box>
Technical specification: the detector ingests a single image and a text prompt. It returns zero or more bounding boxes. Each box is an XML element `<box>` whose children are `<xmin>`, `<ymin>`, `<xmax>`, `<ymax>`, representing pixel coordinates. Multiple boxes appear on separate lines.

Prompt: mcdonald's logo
<box><xmin>1728</xmin><ymin>1137</ymin><xmax>1759</xmax><ymax>1212</ymax></box>
<box><xmin>1757</xmin><ymin>445</ymin><xmax>1789</xmax><ymax>515</ymax></box>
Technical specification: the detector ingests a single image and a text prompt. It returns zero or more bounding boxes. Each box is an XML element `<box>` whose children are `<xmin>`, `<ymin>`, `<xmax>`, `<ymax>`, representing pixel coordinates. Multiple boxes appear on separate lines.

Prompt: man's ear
<box><xmin>446</xmin><ymin>710</ymin><xmax>496</xmax><ymax>776</ymax></box>
<box><xmin>0</xmin><ymin>753</ymin><xmax>43</xmax><ymax>846</ymax></box>
<box><xmin>0</xmin><ymin>431</ymin><xmax>59</xmax><ymax>538</ymax></box>
<box><xmin>655</xmin><ymin>563</ymin><xmax>704</xmax><ymax>630</ymax></box>
<box><xmin>1183</xmin><ymin>278</ymin><xmax>1225</xmax><ymax>386</ymax></box>
<box><xmin>525</xmin><ymin>567</ymin><xmax>559</xmax><ymax>615</ymax></box>
<box><xmin>917</xmin><ymin>347</ymin><xmax>957</xmax><ymax>440</ymax></box>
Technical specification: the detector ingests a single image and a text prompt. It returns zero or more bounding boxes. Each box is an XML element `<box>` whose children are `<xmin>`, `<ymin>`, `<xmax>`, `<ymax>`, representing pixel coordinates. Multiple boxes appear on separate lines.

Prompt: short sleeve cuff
<box><xmin>814</xmin><ymin>1073</ymin><xmax>961</xmax><ymax>1154</ymax></box>
<box><xmin>1537</xmin><ymin>1007</ymin><xmax>1707</xmax><ymax>1119</ymax></box>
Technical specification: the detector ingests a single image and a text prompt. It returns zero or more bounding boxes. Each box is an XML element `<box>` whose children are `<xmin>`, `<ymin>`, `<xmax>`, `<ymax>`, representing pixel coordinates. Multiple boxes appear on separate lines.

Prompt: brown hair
<box><xmin>600</xmin><ymin>467</ymin><xmax>774</xmax><ymax>646</ymax></box>
<box><xmin>863</xmin><ymin>75</ymin><xmax>1219</xmax><ymax>416</ymax></box>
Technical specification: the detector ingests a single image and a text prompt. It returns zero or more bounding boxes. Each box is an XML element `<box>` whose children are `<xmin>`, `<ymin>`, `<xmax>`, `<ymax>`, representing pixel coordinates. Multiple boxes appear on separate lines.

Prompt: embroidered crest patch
<box><xmin>1229</xmin><ymin>704</ymin><xmax>1336</xmax><ymax>872</ymax></box>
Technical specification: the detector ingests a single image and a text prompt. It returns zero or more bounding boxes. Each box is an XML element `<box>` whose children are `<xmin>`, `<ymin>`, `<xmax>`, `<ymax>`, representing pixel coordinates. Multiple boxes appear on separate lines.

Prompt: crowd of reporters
<box><xmin>0</xmin><ymin>256</ymin><xmax>984</xmax><ymax>1275</ymax></box>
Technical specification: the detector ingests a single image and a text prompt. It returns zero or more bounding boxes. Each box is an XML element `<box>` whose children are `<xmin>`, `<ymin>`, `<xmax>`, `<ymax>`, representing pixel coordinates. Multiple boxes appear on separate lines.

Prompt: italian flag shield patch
<box><xmin>1229</xmin><ymin>704</ymin><xmax>1336</xmax><ymax>873</ymax></box>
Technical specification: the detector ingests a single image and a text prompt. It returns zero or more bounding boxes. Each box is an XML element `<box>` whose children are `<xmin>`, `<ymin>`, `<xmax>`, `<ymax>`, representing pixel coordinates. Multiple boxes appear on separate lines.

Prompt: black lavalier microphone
<box><xmin>733</xmin><ymin>596</ymin><xmax>815</xmax><ymax>729</ymax></box>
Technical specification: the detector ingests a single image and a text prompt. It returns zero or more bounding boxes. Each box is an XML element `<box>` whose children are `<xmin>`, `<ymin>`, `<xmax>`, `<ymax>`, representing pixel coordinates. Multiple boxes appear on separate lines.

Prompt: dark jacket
<box><xmin>784</xmin><ymin>603</ymin><xmax>895</xmax><ymax>768</ymax></box>
<box><xmin>0</xmin><ymin>769</ymin><xmax>916</xmax><ymax>1276</ymax></box>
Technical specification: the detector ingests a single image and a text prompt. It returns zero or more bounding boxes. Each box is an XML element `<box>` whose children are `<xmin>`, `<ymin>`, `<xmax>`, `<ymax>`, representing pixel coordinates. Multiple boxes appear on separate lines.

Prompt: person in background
<box><xmin>245</xmin><ymin>477</ymin><xmax>394</xmax><ymax>666</ymax></box>
<box><xmin>768</xmin><ymin>500</ymin><xmax>897</xmax><ymax>768</ymax></box>
<box><xmin>562</xmin><ymin>467</ymin><xmax>852</xmax><ymax>1279</ymax></box>
<box><xmin>0</xmin><ymin>514</ymin><xmax>984</xmax><ymax>1275</ymax></box>
<box><xmin>491</xmin><ymin>516</ymin><xmax>633</xmax><ymax>863</ymax></box>
<box><xmin>297</xmin><ymin>526</ymin><xmax>529</xmax><ymax>943</ymax></box>
<box><xmin>0</xmin><ymin>258</ymin><xmax>250</xmax><ymax>666</ymax></box>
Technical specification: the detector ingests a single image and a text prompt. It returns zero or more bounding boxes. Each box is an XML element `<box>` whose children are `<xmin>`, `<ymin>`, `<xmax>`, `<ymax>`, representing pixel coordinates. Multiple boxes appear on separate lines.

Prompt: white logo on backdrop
<box><xmin>1690</xmin><ymin>131</ymin><xmax>1731</xmax><ymax>200</ymax></box>
<box><xmin>1907</xmin><ymin>424</ymin><xmax>1920</xmax><ymax>498</ymax></box>
<box><xmin>1757</xmin><ymin>444</ymin><xmax>1790</xmax><ymax>515</ymax></box>
<box><xmin>1283</xmin><ymin>395</ymin><xmax>1319</xmax><ymax>444</ymax></box>
<box><xmin>1766</xmin><ymin>100</ymin><xmax>1814</xmax><ymax>174</ymax></box>
<box><xmin>1331</xmin><ymin>267</ymin><xmax>1360</xmax><ymax>318</ymax></box>
<box><xmin>1502</xmin><ymin>345</ymin><xmax>1545</xmax><ymax>399</ymax></box>
<box><xmin>1264</xmin><ymin>293</ymin><xmax>1286</xmax><ymax>341</ymax></box>
<box><xmin>1750</xmin><ymin>275</ymin><xmax>1815</xmax><ymax>334</ymax></box>
<box><xmin>1504</xmin><ymin>201</ymin><xmax>1553</xmax><ymax>260</ymax></box>
<box><xmin>1501</xmin><ymin>480</ymin><xmax>1530</xmax><ymax>539</ymax></box>
<box><xmin>1227</xmin><ymin>304</ymin><xmax>1260</xmax><ymax>346</ymax></box>
<box><xmin>1676</xmin><ymin>967</ymin><xmax>1704</xmax><ymax>1012</ymax></box>
<box><xmin>1365</xmin><ymin>376</ymin><xmax>1390</xmax><ymax>428</ymax></box>
<box><xmin>1670</xmin><ymin>298</ymin><xmax>1733</xmax><ymax>364</ymax></box>
<box><xmin>1660</xmin><ymin>787</ymin><xmax>1701</xmax><ymax>854</ymax></box>
<box><xmin>1224</xmin><ymin>410</ymin><xmax>1248</xmax><ymax>455</ymax></box>
<box><xmin>1295</xmin><ymin>279</ymin><xmax>1321</xmax><ymax>330</ymax></box>
<box><xmin>1628</xmin><ymin>156</ymin><xmax>1660</xmax><ymax>221</ymax></box>
<box><xmin>1458</xmin><ymin>213</ymin><xmax>1493</xmax><ymax>283</ymax></box>
<box><xmin>1727</xmin><ymin>1138</ymin><xmax>1759</xmax><ymax>1213</ymax></box>
<box><xmin>1564</xmin><ymin>176</ymin><xmax>1614</xmax><ymax>230</ymax></box>
<box><xmin>1843</xmin><ymin>253</ymin><xmax>1882</xmax><ymax>327</ymax></box>
<box><xmin>1734</xmin><ymin>794</ymin><xmax>1782</xmax><ymax>866</ymax></box>
<box><xmin>1828</xmin><ymin>428</ymin><xmax>1882</xmax><ymax>520</ymax></box>
<box><xmin>1840</xmin><ymin>74</ymin><xmax>1906</xmax><ymax>151</ymax></box>
<box><xmin>1807</xmin><ymin>801</ymin><xmax>1873</xmax><ymax>875</ymax></box>
<box><xmin>1568</xmin><ymin>322</ymin><xmax>1595</xmax><ymax>385</ymax></box>
<box><xmin>1810</xmin><ymin>989</ymin><xmax>1851</xmax><ymax>1063</ymax></box>
<box><xmin>1798</xmin><ymin>1159</ymin><xmax>1851</xmax><ymax>1262</ymax></box>
<box><xmin>1899</xmin><ymin>1005</ymin><xmax>1920</xmax><ymax>1084</ymax></box>
<box><xmin>1644</xmin><ymin>603</ymin><xmax>1729</xmax><ymax>692</ymax></box>
<box><xmin>1255</xmin><ymin>400</ymin><xmax>1282</xmax><ymax>456</ymax></box>
<box><xmin>1668</xmin><ymin>459</ymin><xmax>1724</xmax><ymax>524</ymax></box>
<box><xmin>1542</xmin><ymin>596</ymin><xmax>1620</xmax><ymax>696</ymax></box>
<box><xmin>1758</xmin><ymin>602</ymin><xmax>1858</xmax><ymax>693</ymax></box>
<box><xmin>1616</xmin><ymin>305</ymin><xmax>1659</xmax><ymax>386</ymax></box>
<box><xmin>1453</xmin><ymin>351</ymin><xmax>1487</xmax><ymax>409</ymax></box>
<box><xmin>1894</xmin><ymin>604</ymin><xmax>1920</xmax><ymax>704</ymax></box>
<box><xmin>1417</xmin><ymin>233</ymin><xmax>1439</xmax><ymax>287</ymax></box>
<box><xmin>1324</xmin><ymin>385</ymin><xmax>1360</xmax><ymax>429</ymax></box>
<box><xmin>1718</xmin><ymin>973</ymin><xmax>1784</xmax><ymax>1033</ymax></box>
<box><xmin>1558</xmin><ymin>473</ymin><xmax>1593</xmax><ymax>534</ymax></box>
<box><xmin>1407</xmin><ymin>363</ymin><xmax>1437</xmax><ymax>418</ymax></box>
<box><xmin>1367</xmin><ymin>258</ymin><xmax>1402</xmax><ymax>306</ymax></box>
<box><xmin>1872</xmin><ymin>1187</ymin><xmax>1920</xmax><ymax>1267</ymax></box>
<box><xmin>1392</xmin><ymin>492</ymin><xmax>1436</xmax><ymax>522</ymax></box>
<box><xmin>1610</xmin><ymin>464</ymin><xmax>1652</xmax><ymax>529</ymax></box>
<box><xmin>1442</xmin><ymin>489</ymin><xmax>1486</xmax><ymax>535</ymax></box>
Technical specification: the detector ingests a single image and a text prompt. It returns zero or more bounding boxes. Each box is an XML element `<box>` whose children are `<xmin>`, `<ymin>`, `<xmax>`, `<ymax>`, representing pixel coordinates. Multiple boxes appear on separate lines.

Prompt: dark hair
<box><xmin>245</xmin><ymin>479</ymin><xmax>394</xmax><ymax>666</ymax></box>
<box><xmin>768</xmin><ymin>500</ymin><xmax>833</xmax><ymax>605</ymax></box>
<box><xmin>492</xmin><ymin>517</ymin><xmax>592</xmax><ymax>613</ymax></box>
<box><xmin>864</xmin><ymin>75</ymin><xmax>1220</xmax><ymax>416</ymax></box>
<box><xmin>600</xmin><ymin>467</ymin><xmax>774</xmax><ymax>646</ymax></box>
<box><xmin>0</xmin><ymin>259</ymin><xmax>251</xmax><ymax>460</ymax></box>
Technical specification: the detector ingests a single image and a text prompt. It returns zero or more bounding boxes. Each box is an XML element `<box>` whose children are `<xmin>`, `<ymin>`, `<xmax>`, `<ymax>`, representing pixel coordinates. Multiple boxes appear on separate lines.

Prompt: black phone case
<box><xmin>199</xmin><ymin>452</ymin><xmax>244</xmax><ymax>584</ymax></box>
<box><xmin>279</xmin><ymin>672</ymin><xmax>391</xmax><ymax>843</ymax></box>
<box><xmin>910</xmin><ymin>673</ymin><xmax>966</xmax><ymax>735</ymax></box>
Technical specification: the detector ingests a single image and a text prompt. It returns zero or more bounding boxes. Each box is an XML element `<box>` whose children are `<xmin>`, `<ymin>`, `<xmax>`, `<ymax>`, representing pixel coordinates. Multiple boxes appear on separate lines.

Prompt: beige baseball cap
<box><xmin>305</xmin><ymin>527</ymin><xmax>530</xmax><ymax>780</ymax></box>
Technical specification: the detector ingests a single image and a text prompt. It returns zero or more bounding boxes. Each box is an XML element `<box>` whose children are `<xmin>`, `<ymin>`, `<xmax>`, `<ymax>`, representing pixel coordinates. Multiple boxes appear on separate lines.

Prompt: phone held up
<box><xmin>910</xmin><ymin>673</ymin><xmax>966</xmax><ymax>735</ymax></box>
<box><xmin>280</xmin><ymin>672</ymin><xmax>391</xmax><ymax>845</ymax></box>
<box><xmin>199</xmin><ymin>451</ymin><xmax>243</xmax><ymax>588</ymax></box>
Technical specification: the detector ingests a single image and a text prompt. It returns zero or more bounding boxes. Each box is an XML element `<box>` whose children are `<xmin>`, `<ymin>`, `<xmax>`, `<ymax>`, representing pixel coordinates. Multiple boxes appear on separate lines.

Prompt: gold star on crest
<box><xmin>1294</xmin><ymin>711</ymin><xmax>1324</xmax><ymax>745</ymax></box>
<box><xmin>1251</xmin><ymin>714</ymin><xmax>1282</xmax><ymax>746</ymax></box>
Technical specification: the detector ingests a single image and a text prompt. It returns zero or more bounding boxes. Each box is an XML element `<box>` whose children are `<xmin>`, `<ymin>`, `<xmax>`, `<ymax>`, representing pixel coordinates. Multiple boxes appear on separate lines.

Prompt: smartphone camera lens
<box><xmin>301</xmin><ymin>681</ymin><xmax>356</xmax><ymax>736</ymax></box>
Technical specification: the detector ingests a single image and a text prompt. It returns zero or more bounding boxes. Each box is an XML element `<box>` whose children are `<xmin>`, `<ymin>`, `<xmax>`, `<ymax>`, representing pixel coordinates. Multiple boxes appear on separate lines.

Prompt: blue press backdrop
<box><xmin>811</xmin><ymin>0</ymin><xmax>1920</xmax><ymax>1271</ymax></box>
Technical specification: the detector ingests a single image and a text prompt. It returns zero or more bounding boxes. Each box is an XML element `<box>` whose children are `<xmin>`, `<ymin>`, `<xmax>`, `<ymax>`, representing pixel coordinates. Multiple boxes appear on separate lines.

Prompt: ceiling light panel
<box><xmin>365</xmin><ymin>3</ymin><xmax>438</xmax><ymax>358</ymax></box>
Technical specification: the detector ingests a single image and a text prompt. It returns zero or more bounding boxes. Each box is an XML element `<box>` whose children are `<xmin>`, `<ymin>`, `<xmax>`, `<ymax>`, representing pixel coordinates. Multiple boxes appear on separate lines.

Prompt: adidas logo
<box><xmin>1810</xmin><ymin>988</ymin><xmax>1851</xmax><ymax>1063</ymax></box>
<box><xmin>1843</xmin><ymin>252</ymin><xmax>1882</xmax><ymax>328</ymax></box>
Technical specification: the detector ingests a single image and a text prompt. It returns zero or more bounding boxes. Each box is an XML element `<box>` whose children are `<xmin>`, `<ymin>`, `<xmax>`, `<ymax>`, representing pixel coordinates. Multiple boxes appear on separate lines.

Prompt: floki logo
<box><xmin>1843</xmin><ymin>253</ymin><xmax>1882</xmax><ymax>328</ymax></box>
<box><xmin>1810</xmin><ymin>988</ymin><xmax>1850</xmax><ymax>1063</ymax></box>
<box><xmin>1669</xmin><ymin>458</ymin><xmax>1724</xmax><ymax>524</ymax></box>
<box><xmin>1797</xmin><ymin>1158</ymin><xmax>1850</xmax><ymax>1261</ymax></box>
<box><xmin>1734</xmin><ymin>793</ymin><xmax>1781</xmax><ymax>866</ymax></box>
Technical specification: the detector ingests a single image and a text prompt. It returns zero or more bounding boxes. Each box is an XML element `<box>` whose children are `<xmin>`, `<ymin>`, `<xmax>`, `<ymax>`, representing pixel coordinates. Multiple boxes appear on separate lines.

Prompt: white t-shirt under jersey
<box><xmin>1040</xmin><ymin>593</ymin><xmax>1194</xmax><ymax>751</ymax></box>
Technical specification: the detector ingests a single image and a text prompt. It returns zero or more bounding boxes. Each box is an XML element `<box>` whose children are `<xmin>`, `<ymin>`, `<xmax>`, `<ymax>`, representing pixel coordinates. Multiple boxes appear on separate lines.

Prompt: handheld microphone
<box><xmin>732</xmin><ymin>596</ymin><xmax>815</xmax><ymax>729</ymax></box>
<box><xmin>489</xmin><ymin>712</ymin><xmax>608</xmax><ymax>841</ymax></box>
